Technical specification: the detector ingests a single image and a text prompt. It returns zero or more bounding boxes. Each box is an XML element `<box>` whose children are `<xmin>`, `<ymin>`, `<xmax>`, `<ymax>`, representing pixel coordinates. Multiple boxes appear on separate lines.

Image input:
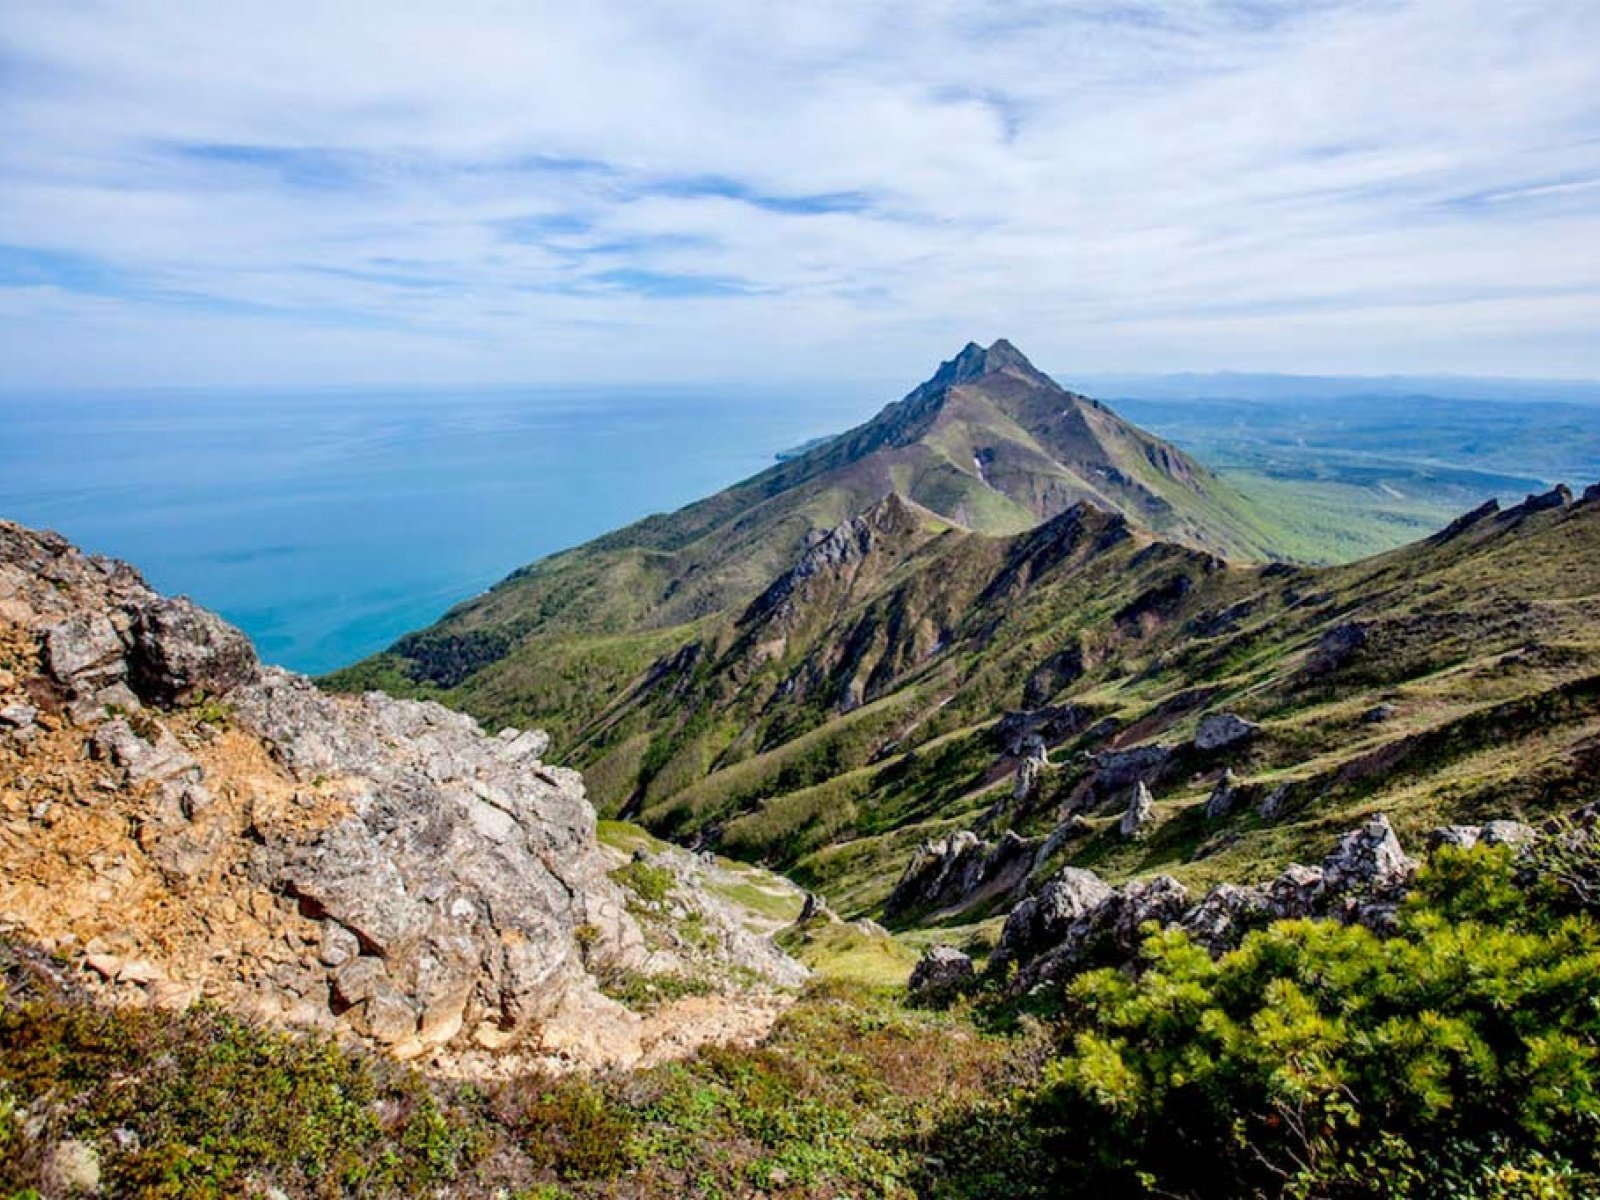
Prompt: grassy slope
<box><xmin>326</xmin><ymin>344</ymin><xmax>1310</xmax><ymax>746</ymax></box>
<box><xmin>580</xmin><ymin>493</ymin><xmax>1600</xmax><ymax>934</ymax></box>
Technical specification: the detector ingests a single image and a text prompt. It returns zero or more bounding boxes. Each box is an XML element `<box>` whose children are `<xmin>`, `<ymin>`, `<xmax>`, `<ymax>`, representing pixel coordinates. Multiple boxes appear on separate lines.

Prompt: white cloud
<box><xmin>1</xmin><ymin>0</ymin><xmax>1598</xmax><ymax>387</ymax></box>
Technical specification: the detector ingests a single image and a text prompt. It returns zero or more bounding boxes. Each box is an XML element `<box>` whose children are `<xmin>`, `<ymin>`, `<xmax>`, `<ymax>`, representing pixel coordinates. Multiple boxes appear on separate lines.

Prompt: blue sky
<box><xmin>1</xmin><ymin>1</ymin><xmax>1599</xmax><ymax>388</ymax></box>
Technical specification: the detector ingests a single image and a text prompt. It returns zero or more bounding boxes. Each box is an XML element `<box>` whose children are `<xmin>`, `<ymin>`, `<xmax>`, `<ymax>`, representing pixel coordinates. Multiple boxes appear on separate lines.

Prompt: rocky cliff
<box><xmin>0</xmin><ymin>520</ymin><xmax>803</xmax><ymax>1073</ymax></box>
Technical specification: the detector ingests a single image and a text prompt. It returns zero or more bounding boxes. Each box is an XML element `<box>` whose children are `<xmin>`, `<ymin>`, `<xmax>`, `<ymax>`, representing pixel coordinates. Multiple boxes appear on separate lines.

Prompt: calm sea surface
<box><xmin>0</xmin><ymin>386</ymin><xmax>878</xmax><ymax>673</ymax></box>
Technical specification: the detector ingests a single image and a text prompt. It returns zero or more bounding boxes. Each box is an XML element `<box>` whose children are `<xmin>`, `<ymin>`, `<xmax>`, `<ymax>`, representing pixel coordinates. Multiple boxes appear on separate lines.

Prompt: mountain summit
<box><xmin>812</xmin><ymin>338</ymin><xmax>1281</xmax><ymax>556</ymax></box>
<box><xmin>918</xmin><ymin>338</ymin><xmax>1046</xmax><ymax>391</ymax></box>
<box><xmin>336</xmin><ymin>341</ymin><xmax>1294</xmax><ymax>790</ymax></box>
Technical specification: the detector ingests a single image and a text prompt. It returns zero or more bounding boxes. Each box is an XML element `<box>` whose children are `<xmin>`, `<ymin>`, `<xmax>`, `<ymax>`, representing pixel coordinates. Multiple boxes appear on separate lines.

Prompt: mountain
<box><xmin>7</xmin><ymin>468</ymin><xmax>1600</xmax><ymax>1200</ymax></box>
<box><xmin>331</xmin><ymin>339</ymin><xmax>1291</xmax><ymax>755</ymax></box>
<box><xmin>342</xmin><ymin>458</ymin><xmax>1600</xmax><ymax>930</ymax></box>
<box><xmin>333</xmin><ymin>344</ymin><xmax>1600</xmax><ymax>945</ymax></box>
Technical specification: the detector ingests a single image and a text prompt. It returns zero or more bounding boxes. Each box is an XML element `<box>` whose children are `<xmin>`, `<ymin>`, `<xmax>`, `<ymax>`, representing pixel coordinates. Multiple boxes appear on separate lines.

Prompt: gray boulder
<box><xmin>128</xmin><ymin>595</ymin><xmax>258</xmax><ymax>703</ymax></box>
<box><xmin>997</xmin><ymin>867</ymin><xmax>1114</xmax><ymax>964</ymax></box>
<box><xmin>907</xmin><ymin>945</ymin><xmax>975</xmax><ymax>1002</ymax></box>
<box><xmin>1482</xmin><ymin>819</ymin><xmax>1536</xmax><ymax>847</ymax></box>
<box><xmin>1429</xmin><ymin>824</ymin><xmax>1481</xmax><ymax>850</ymax></box>
<box><xmin>1119</xmin><ymin>781</ymin><xmax>1156</xmax><ymax>838</ymax></box>
<box><xmin>1195</xmin><ymin>712</ymin><xmax>1260</xmax><ymax>752</ymax></box>
<box><xmin>1322</xmin><ymin>814</ymin><xmax>1417</xmax><ymax>893</ymax></box>
<box><xmin>1311</xmin><ymin>622</ymin><xmax>1368</xmax><ymax>672</ymax></box>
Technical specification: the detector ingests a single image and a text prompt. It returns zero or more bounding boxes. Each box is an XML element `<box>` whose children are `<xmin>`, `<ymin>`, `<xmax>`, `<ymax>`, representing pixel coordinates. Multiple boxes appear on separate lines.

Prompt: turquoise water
<box><xmin>0</xmin><ymin>386</ymin><xmax>878</xmax><ymax>673</ymax></box>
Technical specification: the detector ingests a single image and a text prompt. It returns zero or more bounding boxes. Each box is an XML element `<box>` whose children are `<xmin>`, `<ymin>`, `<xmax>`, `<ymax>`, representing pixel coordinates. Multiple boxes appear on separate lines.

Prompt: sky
<box><xmin>2</xmin><ymin>1</ymin><xmax>1599</xmax><ymax>389</ymax></box>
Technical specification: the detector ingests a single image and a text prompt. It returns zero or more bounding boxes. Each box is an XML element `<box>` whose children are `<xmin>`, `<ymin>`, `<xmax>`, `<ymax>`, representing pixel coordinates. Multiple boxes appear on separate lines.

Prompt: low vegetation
<box><xmin>6</xmin><ymin>831</ymin><xmax>1597</xmax><ymax>1198</ymax></box>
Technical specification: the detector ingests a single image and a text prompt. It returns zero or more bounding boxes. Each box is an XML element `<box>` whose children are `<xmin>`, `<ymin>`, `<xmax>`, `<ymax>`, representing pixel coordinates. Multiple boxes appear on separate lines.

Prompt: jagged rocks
<box><xmin>1194</xmin><ymin>712</ymin><xmax>1259</xmax><ymax>752</ymax></box>
<box><xmin>885</xmin><ymin>830</ymin><xmax>1035</xmax><ymax>918</ymax></box>
<box><xmin>1361</xmin><ymin>703</ymin><xmax>1397</xmax><ymax>724</ymax></box>
<box><xmin>1204</xmin><ymin>769</ymin><xmax>1238</xmax><ymax>820</ymax></box>
<box><xmin>1012</xmin><ymin>734</ymin><xmax>1048</xmax><ymax>801</ymax></box>
<box><xmin>996</xmin><ymin>867</ymin><xmax>1114</xmax><ymax>965</ymax></box>
<box><xmin>1518</xmin><ymin>484</ymin><xmax>1573</xmax><ymax>513</ymax></box>
<box><xmin>127</xmin><ymin>596</ymin><xmax>257</xmax><ymax>704</ymax></box>
<box><xmin>0</xmin><ymin>517</ymin><xmax>804</xmax><ymax>1072</ymax></box>
<box><xmin>1428</xmin><ymin>819</ymin><xmax>1536</xmax><ymax>851</ymax></box>
<box><xmin>997</xmin><ymin>813</ymin><xmax>1452</xmax><ymax>989</ymax></box>
<box><xmin>1323</xmin><ymin>814</ymin><xmax>1416</xmax><ymax>893</ymax></box>
<box><xmin>1257</xmin><ymin>782</ymin><xmax>1292</xmax><ymax>820</ymax></box>
<box><xmin>1085</xmin><ymin>742</ymin><xmax>1171</xmax><ymax>802</ymax></box>
<box><xmin>1483</xmin><ymin>819</ymin><xmax>1537</xmax><ymax>846</ymax></box>
<box><xmin>996</xmin><ymin>706</ymin><xmax>1089</xmax><ymax>756</ymax></box>
<box><xmin>1119</xmin><ymin>781</ymin><xmax>1156</xmax><ymax>838</ymax></box>
<box><xmin>907</xmin><ymin>945</ymin><xmax>975</xmax><ymax>1003</ymax></box>
<box><xmin>1179</xmin><ymin>884</ymin><xmax>1270</xmax><ymax>954</ymax></box>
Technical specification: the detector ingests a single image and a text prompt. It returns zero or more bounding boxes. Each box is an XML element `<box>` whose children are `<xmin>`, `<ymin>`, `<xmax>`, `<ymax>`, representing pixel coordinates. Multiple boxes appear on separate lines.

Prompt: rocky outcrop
<box><xmin>0</xmin><ymin>519</ymin><xmax>802</xmax><ymax>1072</ymax></box>
<box><xmin>998</xmin><ymin>813</ymin><xmax>1433</xmax><ymax>989</ymax></box>
<box><xmin>1310</xmin><ymin>622</ymin><xmax>1368</xmax><ymax>673</ymax></box>
<box><xmin>1203</xmin><ymin>768</ymin><xmax>1239</xmax><ymax>820</ymax></box>
<box><xmin>1194</xmin><ymin>712</ymin><xmax>1259</xmax><ymax>752</ymax></box>
<box><xmin>884</xmin><ymin>830</ymin><xmax>1034</xmax><ymax>919</ymax></box>
<box><xmin>995</xmin><ymin>868</ymin><xmax>1114</xmax><ymax>965</ymax></box>
<box><xmin>1119</xmin><ymin>781</ymin><xmax>1155</xmax><ymax>838</ymax></box>
<box><xmin>1082</xmin><ymin>742</ymin><xmax>1172</xmax><ymax>804</ymax></box>
<box><xmin>1427</xmin><ymin>819</ymin><xmax>1535</xmax><ymax>851</ymax></box>
<box><xmin>907</xmin><ymin>945</ymin><xmax>975</xmax><ymax>1003</ymax></box>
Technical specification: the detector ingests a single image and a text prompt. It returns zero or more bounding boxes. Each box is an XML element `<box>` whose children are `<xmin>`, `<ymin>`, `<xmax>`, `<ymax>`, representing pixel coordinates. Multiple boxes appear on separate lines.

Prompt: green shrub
<box><xmin>1030</xmin><ymin>845</ymin><xmax>1600</xmax><ymax>1198</ymax></box>
<box><xmin>0</xmin><ymin>992</ymin><xmax>485</xmax><ymax>1198</ymax></box>
<box><xmin>609</xmin><ymin>859</ymin><xmax>678</xmax><ymax>909</ymax></box>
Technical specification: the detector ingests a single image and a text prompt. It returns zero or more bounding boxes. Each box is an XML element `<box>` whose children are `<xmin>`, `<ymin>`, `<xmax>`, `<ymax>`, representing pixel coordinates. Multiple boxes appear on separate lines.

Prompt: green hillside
<box><xmin>333</xmin><ymin>350</ymin><xmax>1600</xmax><ymax>957</ymax></box>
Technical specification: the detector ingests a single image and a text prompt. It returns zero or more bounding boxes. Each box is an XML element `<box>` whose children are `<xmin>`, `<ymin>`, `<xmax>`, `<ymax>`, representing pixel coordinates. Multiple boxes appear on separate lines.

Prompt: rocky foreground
<box><xmin>0</xmin><ymin>519</ymin><xmax>804</xmax><ymax>1074</ymax></box>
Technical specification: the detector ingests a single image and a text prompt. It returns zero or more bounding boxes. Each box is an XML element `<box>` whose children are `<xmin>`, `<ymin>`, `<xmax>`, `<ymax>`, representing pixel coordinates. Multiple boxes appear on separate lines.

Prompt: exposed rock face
<box><xmin>1518</xmin><ymin>484</ymin><xmax>1573</xmax><ymax>513</ymax></box>
<box><xmin>884</xmin><ymin>830</ymin><xmax>1035</xmax><ymax>918</ymax></box>
<box><xmin>1084</xmin><ymin>742</ymin><xmax>1172</xmax><ymax>803</ymax></box>
<box><xmin>1203</xmin><ymin>769</ymin><xmax>1239</xmax><ymax>821</ymax></box>
<box><xmin>1012</xmin><ymin>733</ymin><xmax>1049</xmax><ymax>802</ymax></box>
<box><xmin>1119</xmin><ymin>781</ymin><xmax>1156</xmax><ymax>838</ymax></box>
<box><xmin>907</xmin><ymin>945</ymin><xmax>975</xmax><ymax>1002</ymax></box>
<box><xmin>1429</xmin><ymin>819</ymin><xmax>1536</xmax><ymax>850</ymax></box>
<box><xmin>999</xmin><ymin>813</ymin><xmax>1441</xmax><ymax>989</ymax></box>
<box><xmin>0</xmin><ymin>519</ymin><xmax>802</xmax><ymax>1071</ymax></box>
<box><xmin>1195</xmin><ymin>712</ymin><xmax>1259</xmax><ymax>752</ymax></box>
<box><xmin>996</xmin><ymin>868</ymin><xmax>1114</xmax><ymax>965</ymax></box>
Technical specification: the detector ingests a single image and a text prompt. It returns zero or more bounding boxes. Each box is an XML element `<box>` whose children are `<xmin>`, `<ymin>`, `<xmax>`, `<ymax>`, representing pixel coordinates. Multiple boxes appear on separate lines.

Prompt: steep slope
<box><xmin>711</xmin><ymin>482</ymin><xmax>1600</xmax><ymax>921</ymax></box>
<box><xmin>419</xmin><ymin>480</ymin><xmax>1600</xmax><ymax>930</ymax></box>
<box><xmin>0</xmin><ymin>519</ymin><xmax>804</xmax><ymax>1074</ymax></box>
<box><xmin>333</xmin><ymin>339</ymin><xmax>1289</xmax><ymax>747</ymax></box>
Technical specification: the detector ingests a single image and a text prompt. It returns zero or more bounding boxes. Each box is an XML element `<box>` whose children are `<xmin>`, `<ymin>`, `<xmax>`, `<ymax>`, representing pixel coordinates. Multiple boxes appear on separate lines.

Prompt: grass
<box><xmin>778</xmin><ymin>919</ymin><xmax>921</xmax><ymax>988</ymax></box>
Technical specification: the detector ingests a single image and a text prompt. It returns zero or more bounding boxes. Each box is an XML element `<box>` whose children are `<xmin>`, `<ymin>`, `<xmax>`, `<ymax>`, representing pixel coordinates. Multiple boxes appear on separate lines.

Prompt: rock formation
<box><xmin>1194</xmin><ymin>712</ymin><xmax>1259</xmax><ymax>752</ymax></box>
<box><xmin>0</xmin><ymin>519</ymin><xmax>802</xmax><ymax>1072</ymax></box>
<box><xmin>1119</xmin><ymin>781</ymin><xmax>1156</xmax><ymax>838</ymax></box>
<box><xmin>884</xmin><ymin>830</ymin><xmax>1035</xmax><ymax>919</ymax></box>
<box><xmin>906</xmin><ymin>944</ymin><xmax>975</xmax><ymax>1003</ymax></box>
<box><xmin>998</xmin><ymin>813</ymin><xmax>1443</xmax><ymax>989</ymax></box>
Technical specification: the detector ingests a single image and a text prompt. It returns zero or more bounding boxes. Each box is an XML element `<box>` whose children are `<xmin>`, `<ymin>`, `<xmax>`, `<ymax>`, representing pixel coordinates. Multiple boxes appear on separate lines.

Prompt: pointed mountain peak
<box><xmin>924</xmin><ymin>338</ymin><xmax>1053</xmax><ymax>392</ymax></box>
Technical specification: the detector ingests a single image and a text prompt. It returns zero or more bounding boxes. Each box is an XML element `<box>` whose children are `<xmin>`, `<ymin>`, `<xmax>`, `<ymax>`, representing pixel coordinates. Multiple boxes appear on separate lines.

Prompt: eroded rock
<box><xmin>1195</xmin><ymin>712</ymin><xmax>1259</xmax><ymax>752</ymax></box>
<box><xmin>907</xmin><ymin>945</ymin><xmax>975</xmax><ymax>1002</ymax></box>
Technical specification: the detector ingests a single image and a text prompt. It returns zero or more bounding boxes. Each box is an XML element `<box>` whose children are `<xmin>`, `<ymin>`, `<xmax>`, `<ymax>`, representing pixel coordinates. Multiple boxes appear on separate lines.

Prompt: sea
<box><xmin>0</xmin><ymin>385</ymin><xmax>879</xmax><ymax>674</ymax></box>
